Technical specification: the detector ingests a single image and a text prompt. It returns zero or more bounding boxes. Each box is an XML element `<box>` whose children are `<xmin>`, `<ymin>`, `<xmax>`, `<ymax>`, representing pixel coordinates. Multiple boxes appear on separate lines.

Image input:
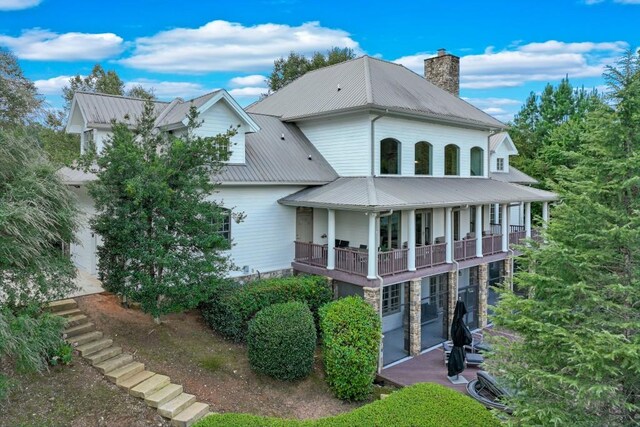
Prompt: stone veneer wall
<box><xmin>446</xmin><ymin>270</ymin><xmax>458</xmax><ymax>339</ymax></box>
<box><xmin>363</xmin><ymin>286</ymin><xmax>381</xmax><ymax>314</ymax></box>
<box><xmin>408</xmin><ymin>279</ymin><xmax>421</xmax><ymax>356</ymax></box>
<box><xmin>424</xmin><ymin>50</ymin><xmax>460</xmax><ymax>96</ymax></box>
<box><xmin>478</xmin><ymin>263</ymin><xmax>489</xmax><ymax>328</ymax></box>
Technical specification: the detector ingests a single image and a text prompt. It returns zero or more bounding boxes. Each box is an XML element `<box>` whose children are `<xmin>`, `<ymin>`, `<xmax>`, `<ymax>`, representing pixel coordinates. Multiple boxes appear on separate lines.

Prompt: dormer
<box><xmin>489</xmin><ymin>132</ymin><xmax>517</xmax><ymax>173</ymax></box>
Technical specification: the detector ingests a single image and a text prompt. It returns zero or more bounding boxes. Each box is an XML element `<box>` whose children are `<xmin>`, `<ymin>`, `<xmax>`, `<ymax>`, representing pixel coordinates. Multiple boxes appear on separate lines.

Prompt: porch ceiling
<box><xmin>278</xmin><ymin>176</ymin><xmax>558</xmax><ymax>211</ymax></box>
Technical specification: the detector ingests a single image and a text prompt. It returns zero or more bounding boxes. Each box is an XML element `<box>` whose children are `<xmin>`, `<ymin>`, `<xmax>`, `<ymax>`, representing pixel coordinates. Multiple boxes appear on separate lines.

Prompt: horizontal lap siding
<box><xmin>195</xmin><ymin>102</ymin><xmax>247</xmax><ymax>165</ymax></box>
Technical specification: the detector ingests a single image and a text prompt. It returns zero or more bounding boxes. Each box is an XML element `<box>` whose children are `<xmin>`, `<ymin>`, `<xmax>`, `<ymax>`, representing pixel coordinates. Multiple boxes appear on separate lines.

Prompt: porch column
<box><xmin>478</xmin><ymin>263</ymin><xmax>489</xmax><ymax>328</ymax></box>
<box><xmin>447</xmin><ymin>270</ymin><xmax>458</xmax><ymax>339</ymax></box>
<box><xmin>409</xmin><ymin>279</ymin><xmax>421</xmax><ymax>356</ymax></box>
<box><xmin>524</xmin><ymin>202</ymin><xmax>532</xmax><ymax>239</ymax></box>
<box><xmin>327</xmin><ymin>209</ymin><xmax>335</xmax><ymax>270</ymax></box>
<box><xmin>367</xmin><ymin>212</ymin><xmax>377</xmax><ymax>280</ymax></box>
<box><xmin>475</xmin><ymin>204</ymin><xmax>483</xmax><ymax>258</ymax></box>
<box><xmin>445</xmin><ymin>207</ymin><xmax>453</xmax><ymax>263</ymax></box>
<box><xmin>408</xmin><ymin>209</ymin><xmax>416</xmax><ymax>271</ymax></box>
<box><xmin>542</xmin><ymin>202</ymin><xmax>550</xmax><ymax>229</ymax></box>
<box><xmin>501</xmin><ymin>204</ymin><xmax>509</xmax><ymax>252</ymax></box>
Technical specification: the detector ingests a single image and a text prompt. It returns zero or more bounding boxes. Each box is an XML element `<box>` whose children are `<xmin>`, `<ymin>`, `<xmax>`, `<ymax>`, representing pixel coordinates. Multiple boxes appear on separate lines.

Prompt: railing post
<box><xmin>367</xmin><ymin>212</ymin><xmax>377</xmax><ymax>280</ymax></box>
<box><xmin>445</xmin><ymin>207</ymin><xmax>453</xmax><ymax>263</ymax></box>
<box><xmin>501</xmin><ymin>204</ymin><xmax>509</xmax><ymax>252</ymax></box>
<box><xmin>327</xmin><ymin>209</ymin><xmax>335</xmax><ymax>270</ymax></box>
<box><xmin>408</xmin><ymin>210</ymin><xmax>416</xmax><ymax>271</ymax></box>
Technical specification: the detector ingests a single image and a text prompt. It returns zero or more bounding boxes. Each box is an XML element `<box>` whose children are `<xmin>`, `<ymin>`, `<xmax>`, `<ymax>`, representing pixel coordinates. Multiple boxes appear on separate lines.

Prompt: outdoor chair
<box><xmin>443</xmin><ymin>341</ymin><xmax>484</xmax><ymax>366</ymax></box>
<box><xmin>466</xmin><ymin>370</ymin><xmax>513</xmax><ymax>414</ymax></box>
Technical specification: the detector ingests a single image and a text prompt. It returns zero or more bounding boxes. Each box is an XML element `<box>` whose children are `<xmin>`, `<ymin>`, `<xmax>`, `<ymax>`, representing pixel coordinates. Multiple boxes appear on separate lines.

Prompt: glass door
<box><xmin>420</xmin><ymin>274</ymin><xmax>449</xmax><ymax>350</ymax></box>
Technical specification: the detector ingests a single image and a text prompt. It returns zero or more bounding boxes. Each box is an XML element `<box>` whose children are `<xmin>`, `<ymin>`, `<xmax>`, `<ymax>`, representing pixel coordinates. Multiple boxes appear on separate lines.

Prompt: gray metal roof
<box><xmin>247</xmin><ymin>56</ymin><xmax>505</xmax><ymax>129</ymax></box>
<box><xmin>279</xmin><ymin>176</ymin><xmax>557</xmax><ymax>211</ymax></box>
<box><xmin>74</xmin><ymin>92</ymin><xmax>170</xmax><ymax>128</ymax></box>
<box><xmin>489</xmin><ymin>132</ymin><xmax>508</xmax><ymax>152</ymax></box>
<box><xmin>490</xmin><ymin>167</ymin><xmax>538</xmax><ymax>185</ymax></box>
<box><xmin>214</xmin><ymin>113</ymin><xmax>337</xmax><ymax>184</ymax></box>
<box><xmin>155</xmin><ymin>91</ymin><xmax>221</xmax><ymax>127</ymax></box>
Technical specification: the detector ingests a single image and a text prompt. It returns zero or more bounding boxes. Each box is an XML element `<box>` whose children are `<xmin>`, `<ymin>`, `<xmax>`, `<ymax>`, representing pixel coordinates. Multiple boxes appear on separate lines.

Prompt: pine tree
<box><xmin>487</xmin><ymin>51</ymin><xmax>640</xmax><ymax>426</ymax></box>
<box><xmin>88</xmin><ymin>100</ymin><xmax>238</xmax><ymax>322</ymax></box>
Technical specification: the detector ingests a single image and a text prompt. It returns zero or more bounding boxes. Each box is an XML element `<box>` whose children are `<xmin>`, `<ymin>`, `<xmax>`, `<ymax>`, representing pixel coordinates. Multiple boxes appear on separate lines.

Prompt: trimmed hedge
<box><xmin>247</xmin><ymin>302</ymin><xmax>316</xmax><ymax>381</ymax></box>
<box><xmin>319</xmin><ymin>296</ymin><xmax>381</xmax><ymax>401</ymax></box>
<box><xmin>193</xmin><ymin>382</ymin><xmax>501</xmax><ymax>427</ymax></box>
<box><xmin>201</xmin><ymin>275</ymin><xmax>332</xmax><ymax>342</ymax></box>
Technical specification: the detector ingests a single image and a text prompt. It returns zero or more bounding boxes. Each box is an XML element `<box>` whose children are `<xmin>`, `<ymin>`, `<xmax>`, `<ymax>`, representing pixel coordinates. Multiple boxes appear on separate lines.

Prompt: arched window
<box><xmin>470</xmin><ymin>147</ymin><xmax>484</xmax><ymax>176</ymax></box>
<box><xmin>444</xmin><ymin>144</ymin><xmax>460</xmax><ymax>176</ymax></box>
<box><xmin>414</xmin><ymin>141</ymin><xmax>432</xmax><ymax>175</ymax></box>
<box><xmin>380</xmin><ymin>138</ymin><xmax>401</xmax><ymax>175</ymax></box>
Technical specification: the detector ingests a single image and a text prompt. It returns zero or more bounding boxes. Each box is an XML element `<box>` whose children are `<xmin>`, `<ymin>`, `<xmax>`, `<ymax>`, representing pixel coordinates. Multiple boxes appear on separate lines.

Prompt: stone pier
<box><xmin>478</xmin><ymin>263</ymin><xmax>489</xmax><ymax>328</ymax></box>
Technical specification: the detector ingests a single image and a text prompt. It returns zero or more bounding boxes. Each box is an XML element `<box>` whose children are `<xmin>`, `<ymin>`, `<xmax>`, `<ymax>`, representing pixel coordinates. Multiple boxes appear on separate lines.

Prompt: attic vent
<box><xmin>281</xmin><ymin>133</ymin><xmax>285</xmax><ymax>140</ymax></box>
<box><xmin>337</xmin><ymin>84</ymin><xmax>341</xmax><ymax>91</ymax></box>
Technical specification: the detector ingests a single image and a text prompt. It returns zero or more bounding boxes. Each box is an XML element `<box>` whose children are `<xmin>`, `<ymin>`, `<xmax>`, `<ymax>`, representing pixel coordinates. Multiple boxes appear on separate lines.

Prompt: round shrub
<box><xmin>319</xmin><ymin>296</ymin><xmax>381</xmax><ymax>401</ymax></box>
<box><xmin>247</xmin><ymin>301</ymin><xmax>317</xmax><ymax>381</ymax></box>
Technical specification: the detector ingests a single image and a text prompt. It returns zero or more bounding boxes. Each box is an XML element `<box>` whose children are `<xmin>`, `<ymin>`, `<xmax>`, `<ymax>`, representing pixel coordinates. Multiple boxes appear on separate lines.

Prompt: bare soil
<box><xmin>1</xmin><ymin>292</ymin><xmax>367</xmax><ymax>426</ymax></box>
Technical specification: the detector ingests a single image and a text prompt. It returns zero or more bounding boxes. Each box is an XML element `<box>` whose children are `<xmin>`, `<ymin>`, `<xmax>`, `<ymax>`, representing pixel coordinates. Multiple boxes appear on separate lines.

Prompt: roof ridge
<box><xmin>185</xmin><ymin>89</ymin><xmax>222</xmax><ymax>103</ymax></box>
<box><xmin>153</xmin><ymin>97</ymin><xmax>183</xmax><ymax>127</ymax></box>
<box><xmin>363</xmin><ymin>56</ymin><xmax>373</xmax><ymax>104</ymax></box>
<box><xmin>74</xmin><ymin>91</ymin><xmax>170</xmax><ymax>104</ymax></box>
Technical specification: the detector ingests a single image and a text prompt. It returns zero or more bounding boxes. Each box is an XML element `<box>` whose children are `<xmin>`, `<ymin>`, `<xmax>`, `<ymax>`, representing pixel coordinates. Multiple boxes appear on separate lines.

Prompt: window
<box><xmin>414</xmin><ymin>141</ymin><xmax>432</xmax><ymax>175</ymax></box>
<box><xmin>82</xmin><ymin>129</ymin><xmax>94</xmax><ymax>153</ymax></box>
<box><xmin>453</xmin><ymin>210</ymin><xmax>460</xmax><ymax>241</ymax></box>
<box><xmin>470</xmin><ymin>147</ymin><xmax>484</xmax><ymax>176</ymax></box>
<box><xmin>217</xmin><ymin>208</ymin><xmax>231</xmax><ymax>242</ymax></box>
<box><xmin>444</xmin><ymin>144</ymin><xmax>460</xmax><ymax>176</ymax></box>
<box><xmin>382</xmin><ymin>283</ymin><xmax>401</xmax><ymax>316</ymax></box>
<box><xmin>470</xmin><ymin>206</ymin><xmax>476</xmax><ymax>234</ymax></box>
<box><xmin>380</xmin><ymin>211</ymin><xmax>401</xmax><ymax>250</ymax></box>
<box><xmin>496</xmin><ymin>158</ymin><xmax>504</xmax><ymax>171</ymax></box>
<box><xmin>380</xmin><ymin>138</ymin><xmax>401</xmax><ymax>174</ymax></box>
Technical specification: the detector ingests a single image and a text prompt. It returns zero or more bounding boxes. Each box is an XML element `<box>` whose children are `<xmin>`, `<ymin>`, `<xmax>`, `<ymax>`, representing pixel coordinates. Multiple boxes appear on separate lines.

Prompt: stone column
<box><xmin>327</xmin><ymin>277</ymin><xmax>337</xmax><ymax>299</ymax></box>
<box><xmin>363</xmin><ymin>286</ymin><xmax>381</xmax><ymax>314</ymax></box>
<box><xmin>409</xmin><ymin>279</ymin><xmax>421</xmax><ymax>356</ymax></box>
<box><xmin>447</xmin><ymin>270</ymin><xmax>458</xmax><ymax>339</ymax></box>
<box><xmin>478</xmin><ymin>264</ymin><xmax>489</xmax><ymax>328</ymax></box>
<box><xmin>503</xmin><ymin>257</ymin><xmax>513</xmax><ymax>291</ymax></box>
<box><xmin>327</xmin><ymin>209</ymin><xmax>335</xmax><ymax>270</ymax></box>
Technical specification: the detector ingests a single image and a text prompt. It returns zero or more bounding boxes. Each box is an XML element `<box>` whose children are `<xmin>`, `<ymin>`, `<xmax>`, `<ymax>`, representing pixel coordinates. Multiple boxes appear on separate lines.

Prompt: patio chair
<box><xmin>466</xmin><ymin>370</ymin><xmax>513</xmax><ymax>414</ymax></box>
<box><xmin>443</xmin><ymin>341</ymin><xmax>484</xmax><ymax>366</ymax></box>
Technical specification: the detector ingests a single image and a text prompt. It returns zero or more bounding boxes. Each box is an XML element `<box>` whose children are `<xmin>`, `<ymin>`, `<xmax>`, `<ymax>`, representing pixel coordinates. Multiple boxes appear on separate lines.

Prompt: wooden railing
<box><xmin>509</xmin><ymin>230</ymin><xmax>526</xmax><ymax>246</ymax></box>
<box><xmin>335</xmin><ymin>247</ymin><xmax>368</xmax><ymax>277</ymax></box>
<box><xmin>378</xmin><ymin>248</ymin><xmax>409</xmax><ymax>276</ymax></box>
<box><xmin>510</xmin><ymin>224</ymin><xmax>525</xmax><ymax>233</ymax></box>
<box><xmin>482</xmin><ymin>235</ymin><xmax>503</xmax><ymax>255</ymax></box>
<box><xmin>454</xmin><ymin>239</ymin><xmax>477</xmax><ymax>261</ymax></box>
<box><xmin>489</xmin><ymin>222</ymin><xmax>502</xmax><ymax>235</ymax></box>
<box><xmin>531</xmin><ymin>228</ymin><xmax>542</xmax><ymax>243</ymax></box>
<box><xmin>294</xmin><ymin>241</ymin><xmax>327</xmax><ymax>267</ymax></box>
<box><xmin>415</xmin><ymin>243</ymin><xmax>447</xmax><ymax>269</ymax></box>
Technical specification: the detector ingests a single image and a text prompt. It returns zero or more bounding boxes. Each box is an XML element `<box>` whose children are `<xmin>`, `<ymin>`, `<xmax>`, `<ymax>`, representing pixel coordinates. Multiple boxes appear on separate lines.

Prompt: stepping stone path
<box><xmin>47</xmin><ymin>298</ymin><xmax>211</xmax><ymax>427</ymax></box>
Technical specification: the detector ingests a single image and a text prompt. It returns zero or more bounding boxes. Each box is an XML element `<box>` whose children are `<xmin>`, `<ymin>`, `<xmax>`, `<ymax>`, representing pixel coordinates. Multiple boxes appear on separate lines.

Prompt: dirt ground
<box><xmin>1</xmin><ymin>292</ymin><xmax>371</xmax><ymax>426</ymax></box>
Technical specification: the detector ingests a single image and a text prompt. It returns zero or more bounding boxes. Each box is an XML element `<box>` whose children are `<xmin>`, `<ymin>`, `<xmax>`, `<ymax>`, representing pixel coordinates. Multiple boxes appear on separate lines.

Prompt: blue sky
<box><xmin>2</xmin><ymin>0</ymin><xmax>639</xmax><ymax>121</ymax></box>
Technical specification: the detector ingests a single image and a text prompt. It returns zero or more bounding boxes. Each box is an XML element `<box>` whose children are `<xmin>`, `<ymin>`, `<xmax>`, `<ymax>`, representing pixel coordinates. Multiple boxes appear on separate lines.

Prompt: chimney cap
<box><xmin>437</xmin><ymin>48</ymin><xmax>446</xmax><ymax>56</ymax></box>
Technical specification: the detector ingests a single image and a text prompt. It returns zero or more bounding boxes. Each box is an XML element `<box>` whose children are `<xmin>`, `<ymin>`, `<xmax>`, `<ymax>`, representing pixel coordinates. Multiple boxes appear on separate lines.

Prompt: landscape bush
<box><xmin>247</xmin><ymin>302</ymin><xmax>316</xmax><ymax>381</ymax></box>
<box><xmin>201</xmin><ymin>275</ymin><xmax>332</xmax><ymax>342</ymax></box>
<box><xmin>319</xmin><ymin>296</ymin><xmax>381</xmax><ymax>401</ymax></box>
<box><xmin>193</xmin><ymin>382</ymin><xmax>501</xmax><ymax>427</ymax></box>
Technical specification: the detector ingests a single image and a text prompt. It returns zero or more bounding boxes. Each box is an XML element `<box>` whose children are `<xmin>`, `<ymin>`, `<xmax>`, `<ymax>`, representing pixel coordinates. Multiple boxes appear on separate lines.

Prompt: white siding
<box><xmin>374</xmin><ymin>115</ymin><xmax>490</xmax><ymax>178</ymax></box>
<box><xmin>312</xmin><ymin>208</ymin><xmax>328</xmax><ymax>245</ymax></box>
<box><xmin>490</xmin><ymin>142</ymin><xmax>512</xmax><ymax>173</ymax></box>
<box><xmin>195</xmin><ymin>101</ymin><xmax>247</xmax><ymax>164</ymax></box>
<box><xmin>297</xmin><ymin>113</ymin><xmax>371</xmax><ymax>176</ymax></box>
<box><xmin>335</xmin><ymin>210</ymin><xmax>369</xmax><ymax>248</ymax></box>
<box><xmin>214</xmin><ymin>185</ymin><xmax>304</xmax><ymax>277</ymax></box>
<box><xmin>69</xmin><ymin>187</ymin><xmax>100</xmax><ymax>276</ymax></box>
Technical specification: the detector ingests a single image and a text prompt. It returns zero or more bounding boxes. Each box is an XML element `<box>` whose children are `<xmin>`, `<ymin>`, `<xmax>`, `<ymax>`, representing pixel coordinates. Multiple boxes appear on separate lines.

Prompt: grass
<box><xmin>199</xmin><ymin>355</ymin><xmax>227</xmax><ymax>373</ymax></box>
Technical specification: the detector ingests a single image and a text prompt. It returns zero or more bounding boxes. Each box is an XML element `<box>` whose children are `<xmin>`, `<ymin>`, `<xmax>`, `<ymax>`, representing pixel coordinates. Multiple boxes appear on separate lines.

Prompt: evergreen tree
<box><xmin>88</xmin><ymin>100</ymin><xmax>238</xmax><ymax>322</ymax></box>
<box><xmin>487</xmin><ymin>51</ymin><xmax>640</xmax><ymax>426</ymax></box>
<box><xmin>266</xmin><ymin>47</ymin><xmax>356</xmax><ymax>92</ymax></box>
<box><xmin>0</xmin><ymin>49</ymin><xmax>42</xmax><ymax>126</ymax></box>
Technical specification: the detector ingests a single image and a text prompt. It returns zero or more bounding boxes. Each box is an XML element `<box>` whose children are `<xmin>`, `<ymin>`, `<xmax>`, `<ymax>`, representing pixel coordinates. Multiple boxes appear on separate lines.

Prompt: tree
<box><xmin>88</xmin><ymin>99</ymin><xmax>238</xmax><ymax>322</ymax></box>
<box><xmin>266</xmin><ymin>47</ymin><xmax>356</xmax><ymax>92</ymax></box>
<box><xmin>487</xmin><ymin>51</ymin><xmax>640</xmax><ymax>426</ymax></box>
<box><xmin>0</xmin><ymin>49</ymin><xmax>42</xmax><ymax>126</ymax></box>
<box><xmin>0</xmin><ymin>128</ymin><xmax>78</xmax><ymax>307</ymax></box>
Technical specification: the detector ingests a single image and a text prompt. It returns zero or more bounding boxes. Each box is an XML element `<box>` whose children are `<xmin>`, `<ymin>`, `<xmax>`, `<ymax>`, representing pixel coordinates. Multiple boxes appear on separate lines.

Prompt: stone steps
<box><xmin>55</xmin><ymin>297</ymin><xmax>213</xmax><ymax>426</ymax></box>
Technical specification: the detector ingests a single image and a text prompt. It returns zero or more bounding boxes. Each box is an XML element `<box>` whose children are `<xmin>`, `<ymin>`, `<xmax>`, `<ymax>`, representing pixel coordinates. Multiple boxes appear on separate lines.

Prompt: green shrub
<box><xmin>319</xmin><ymin>296</ymin><xmax>381</xmax><ymax>401</ymax></box>
<box><xmin>201</xmin><ymin>275</ymin><xmax>332</xmax><ymax>342</ymax></box>
<box><xmin>193</xmin><ymin>382</ymin><xmax>501</xmax><ymax>427</ymax></box>
<box><xmin>247</xmin><ymin>302</ymin><xmax>316</xmax><ymax>381</ymax></box>
<box><xmin>49</xmin><ymin>342</ymin><xmax>73</xmax><ymax>366</ymax></box>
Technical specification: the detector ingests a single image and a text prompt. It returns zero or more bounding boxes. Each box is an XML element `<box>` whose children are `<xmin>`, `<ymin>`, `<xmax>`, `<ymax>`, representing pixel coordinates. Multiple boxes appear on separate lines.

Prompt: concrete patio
<box><xmin>67</xmin><ymin>268</ymin><xmax>105</xmax><ymax>298</ymax></box>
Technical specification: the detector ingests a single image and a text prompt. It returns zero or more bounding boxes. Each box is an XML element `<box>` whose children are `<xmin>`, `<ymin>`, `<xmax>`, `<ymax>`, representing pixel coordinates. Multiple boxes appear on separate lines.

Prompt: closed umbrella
<box><xmin>447</xmin><ymin>300</ymin><xmax>473</xmax><ymax>378</ymax></box>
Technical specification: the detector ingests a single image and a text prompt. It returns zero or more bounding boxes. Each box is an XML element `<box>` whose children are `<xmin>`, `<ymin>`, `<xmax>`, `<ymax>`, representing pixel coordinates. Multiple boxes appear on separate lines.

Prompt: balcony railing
<box><xmin>335</xmin><ymin>247</ymin><xmax>368</xmax><ymax>277</ymax></box>
<box><xmin>415</xmin><ymin>243</ymin><xmax>447</xmax><ymax>269</ymax></box>
<box><xmin>482</xmin><ymin>234</ymin><xmax>502</xmax><ymax>255</ymax></box>
<box><xmin>454</xmin><ymin>239</ymin><xmax>477</xmax><ymax>261</ymax></box>
<box><xmin>378</xmin><ymin>248</ymin><xmax>409</xmax><ymax>276</ymax></box>
<box><xmin>509</xmin><ymin>229</ymin><xmax>526</xmax><ymax>246</ymax></box>
<box><xmin>294</xmin><ymin>241</ymin><xmax>327</xmax><ymax>267</ymax></box>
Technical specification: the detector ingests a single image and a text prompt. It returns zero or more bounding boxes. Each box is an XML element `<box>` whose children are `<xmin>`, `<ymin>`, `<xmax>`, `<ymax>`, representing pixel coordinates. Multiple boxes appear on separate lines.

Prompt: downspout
<box><xmin>370</xmin><ymin>111</ymin><xmax>388</xmax><ymax>176</ymax></box>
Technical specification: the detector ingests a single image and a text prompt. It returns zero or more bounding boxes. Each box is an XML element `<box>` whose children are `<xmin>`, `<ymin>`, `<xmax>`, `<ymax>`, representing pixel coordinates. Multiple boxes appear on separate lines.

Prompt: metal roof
<box><xmin>247</xmin><ymin>55</ymin><xmax>505</xmax><ymax>129</ymax></box>
<box><xmin>74</xmin><ymin>92</ymin><xmax>170</xmax><ymax>128</ymax></box>
<box><xmin>490</xmin><ymin>167</ymin><xmax>538</xmax><ymax>185</ymax></box>
<box><xmin>214</xmin><ymin>113</ymin><xmax>337</xmax><ymax>184</ymax></box>
<box><xmin>489</xmin><ymin>131</ymin><xmax>517</xmax><ymax>153</ymax></box>
<box><xmin>155</xmin><ymin>91</ymin><xmax>221</xmax><ymax>127</ymax></box>
<box><xmin>279</xmin><ymin>176</ymin><xmax>557</xmax><ymax>211</ymax></box>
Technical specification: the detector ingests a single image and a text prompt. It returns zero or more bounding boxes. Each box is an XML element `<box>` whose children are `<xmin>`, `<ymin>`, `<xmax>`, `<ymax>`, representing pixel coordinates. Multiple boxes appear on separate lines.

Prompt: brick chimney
<box><xmin>424</xmin><ymin>48</ymin><xmax>460</xmax><ymax>96</ymax></box>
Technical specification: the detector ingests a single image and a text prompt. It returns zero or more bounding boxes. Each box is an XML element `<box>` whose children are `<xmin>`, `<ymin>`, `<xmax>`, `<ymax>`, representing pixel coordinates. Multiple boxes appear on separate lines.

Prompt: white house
<box><xmin>62</xmin><ymin>50</ymin><xmax>556</xmax><ymax>368</ymax></box>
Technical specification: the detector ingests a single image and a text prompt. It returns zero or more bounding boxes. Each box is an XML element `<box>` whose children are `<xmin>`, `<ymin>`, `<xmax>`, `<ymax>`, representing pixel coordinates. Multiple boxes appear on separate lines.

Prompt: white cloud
<box><xmin>395</xmin><ymin>40</ymin><xmax>628</xmax><ymax>89</ymax></box>
<box><xmin>119</xmin><ymin>20</ymin><xmax>361</xmax><ymax>73</ymax></box>
<box><xmin>0</xmin><ymin>28</ymin><xmax>124</xmax><ymax>61</ymax></box>
<box><xmin>464</xmin><ymin>97</ymin><xmax>522</xmax><ymax>123</ymax></box>
<box><xmin>34</xmin><ymin>75</ymin><xmax>73</xmax><ymax>95</ymax></box>
<box><xmin>228</xmin><ymin>87</ymin><xmax>267</xmax><ymax>97</ymax></box>
<box><xmin>125</xmin><ymin>79</ymin><xmax>211</xmax><ymax>99</ymax></box>
<box><xmin>0</xmin><ymin>0</ymin><xmax>41</xmax><ymax>10</ymax></box>
<box><xmin>229</xmin><ymin>75</ymin><xmax>267</xmax><ymax>87</ymax></box>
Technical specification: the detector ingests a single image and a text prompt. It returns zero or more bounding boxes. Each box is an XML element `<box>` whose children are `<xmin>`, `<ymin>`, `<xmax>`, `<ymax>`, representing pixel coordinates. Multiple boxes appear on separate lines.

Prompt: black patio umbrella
<box><xmin>447</xmin><ymin>300</ymin><xmax>473</xmax><ymax>378</ymax></box>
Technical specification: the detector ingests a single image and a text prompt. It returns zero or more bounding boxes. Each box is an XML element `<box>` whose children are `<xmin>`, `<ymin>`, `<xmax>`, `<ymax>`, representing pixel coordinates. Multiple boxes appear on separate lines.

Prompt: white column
<box><xmin>501</xmin><ymin>204</ymin><xmax>509</xmax><ymax>252</ymax></box>
<box><xmin>408</xmin><ymin>210</ymin><xmax>416</xmax><ymax>271</ymax></box>
<box><xmin>542</xmin><ymin>202</ymin><xmax>549</xmax><ymax>228</ymax></box>
<box><xmin>525</xmin><ymin>202</ymin><xmax>532</xmax><ymax>238</ymax></box>
<box><xmin>475</xmin><ymin>204</ymin><xmax>483</xmax><ymax>258</ymax></box>
<box><xmin>367</xmin><ymin>212</ymin><xmax>377</xmax><ymax>279</ymax></box>
<box><xmin>445</xmin><ymin>207</ymin><xmax>453</xmax><ymax>263</ymax></box>
<box><xmin>327</xmin><ymin>209</ymin><xmax>335</xmax><ymax>270</ymax></box>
